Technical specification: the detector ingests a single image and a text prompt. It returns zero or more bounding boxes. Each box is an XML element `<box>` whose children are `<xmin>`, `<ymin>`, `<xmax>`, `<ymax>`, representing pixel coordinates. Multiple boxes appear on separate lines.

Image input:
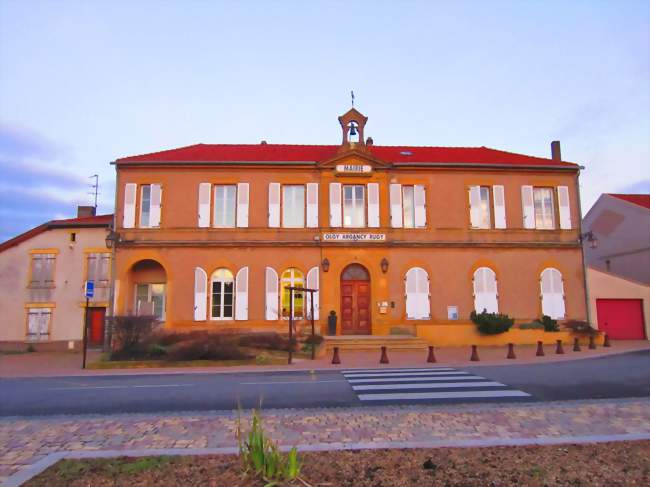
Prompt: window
<box><xmin>26</xmin><ymin>308</ymin><xmax>51</xmax><ymax>341</ymax></box>
<box><xmin>403</xmin><ymin>186</ymin><xmax>415</xmax><ymax>228</ymax></box>
<box><xmin>281</xmin><ymin>268</ymin><xmax>304</xmax><ymax>319</ymax></box>
<box><xmin>86</xmin><ymin>253</ymin><xmax>110</xmax><ymax>301</ymax></box>
<box><xmin>214</xmin><ymin>185</ymin><xmax>237</xmax><ymax>228</ymax></box>
<box><xmin>282</xmin><ymin>185</ymin><xmax>305</xmax><ymax>228</ymax></box>
<box><xmin>405</xmin><ymin>267</ymin><xmax>430</xmax><ymax>319</ymax></box>
<box><xmin>140</xmin><ymin>185</ymin><xmax>151</xmax><ymax>227</ymax></box>
<box><xmin>29</xmin><ymin>253</ymin><xmax>56</xmax><ymax>302</ymax></box>
<box><xmin>469</xmin><ymin>186</ymin><xmax>491</xmax><ymax>229</ymax></box>
<box><xmin>473</xmin><ymin>267</ymin><xmax>498</xmax><ymax>313</ymax></box>
<box><xmin>70</xmin><ymin>232</ymin><xmax>76</xmax><ymax>242</ymax></box>
<box><xmin>533</xmin><ymin>188</ymin><xmax>555</xmax><ymax>229</ymax></box>
<box><xmin>135</xmin><ymin>283</ymin><xmax>165</xmax><ymax>320</ymax></box>
<box><xmin>211</xmin><ymin>268</ymin><xmax>234</xmax><ymax>319</ymax></box>
<box><xmin>540</xmin><ymin>268</ymin><xmax>566</xmax><ymax>319</ymax></box>
<box><xmin>343</xmin><ymin>185</ymin><xmax>365</xmax><ymax>227</ymax></box>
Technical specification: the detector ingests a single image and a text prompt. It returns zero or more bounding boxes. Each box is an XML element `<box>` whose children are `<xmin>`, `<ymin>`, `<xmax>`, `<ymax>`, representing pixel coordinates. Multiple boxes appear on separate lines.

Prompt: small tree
<box><xmin>110</xmin><ymin>315</ymin><xmax>159</xmax><ymax>358</ymax></box>
<box><xmin>470</xmin><ymin>310</ymin><xmax>514</xmax><ymax>335</ymax></box>
<box><xmin>540</xmin><ymin>315</ymin><xmax>560</xmax><ymax>332</ymax></box>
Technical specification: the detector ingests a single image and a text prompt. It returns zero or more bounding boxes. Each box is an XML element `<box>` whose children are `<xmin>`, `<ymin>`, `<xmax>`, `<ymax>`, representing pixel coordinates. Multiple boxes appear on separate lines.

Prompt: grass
<box><xmin>50</xmin><ymin>456</ymin><xmax>174</xmax><ymax>483</ymax></box>
<box><xmin>88</xmin><ymin>349</ymin><xmax>309</xmax><ymax>369</ymax></box>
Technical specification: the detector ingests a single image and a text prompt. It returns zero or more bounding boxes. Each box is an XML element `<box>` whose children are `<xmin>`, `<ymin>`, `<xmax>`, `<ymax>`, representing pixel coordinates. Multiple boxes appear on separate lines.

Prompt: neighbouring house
<box><xmin>0</xmin><ymin>207</ymin><xmax>113</xmax><ymax>351</ymax></box>
<box><xmin>583</xmin><ymin>194</ymin><xmax>650</xmax><ymax>340</ymax></box>
<box><xmin>110</xmin><ymin>108</ymin><xmax>587</xmax><ymax>346</ymax></box>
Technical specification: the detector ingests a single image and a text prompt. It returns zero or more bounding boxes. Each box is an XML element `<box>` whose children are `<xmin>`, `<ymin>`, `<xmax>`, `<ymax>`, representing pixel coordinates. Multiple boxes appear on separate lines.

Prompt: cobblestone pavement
<box><xmin>2</xmin><ymin>398</ymin><xmax>650</xmax><ymax>483</ymax></box>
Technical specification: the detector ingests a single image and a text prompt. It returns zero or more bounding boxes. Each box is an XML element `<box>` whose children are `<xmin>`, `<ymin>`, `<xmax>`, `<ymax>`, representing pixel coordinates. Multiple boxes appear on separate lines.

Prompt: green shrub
<box><xmin>110</xmin><ymin>315</ymin><xmax>159</xmax><ymax>356</ymax></box>
<box><xmin>255</xmin><ymin>353</ymin><xmax>272</xmax><ymax>365</ymax></box>
<box><xmin>26</xmin><ymin>344</ymin><xmax>36</xmax><ymax>353</ymax></box>
<box><xmin>303</xmin><ymin>334</ymin><xmax>324</xmax><ymax>345</ymax></box>
<box><xmin>148</xmin><ymin>343</ymin><xmax>168</xmax><ymax>358</ymax></box>
<box><xmin>563</xmin><ymin>320</ymin><xmax>598</xmax><ymax>335</ymax></box>
<box><xmin>165</xmin><ymin>338</ymin><xmax>253</xmax><ymax>362</ymax></box>
<box><xmin>519</xmin><ymin>321</ymin><xmax>544</xmax><ymax>330</ymax></box>
<box><xmin>540</xmin><ymin>315</ymin><xmax>560</xmax><ymax>332</ymax></box>
<box><xmin>237</xmin><ymin>409</ymin><xmax>302</xmax><ymax>484</ymax></box>
<box><xmin>238</xmin><ymin>332</ymin><xmax>296</xmax><ymax>351</ymax></box>
<box><xmin>470</xmin><ymin>310</ymin><xmax>514</xmax><ymax>335</ymax></box>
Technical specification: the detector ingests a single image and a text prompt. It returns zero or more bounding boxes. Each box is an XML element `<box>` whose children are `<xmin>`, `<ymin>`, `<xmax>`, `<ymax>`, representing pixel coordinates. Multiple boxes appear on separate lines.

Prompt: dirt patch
<box><xmin>26</xmin><ymin>441</ymin><xmax>650</xmax><ymax>486</ymax></box>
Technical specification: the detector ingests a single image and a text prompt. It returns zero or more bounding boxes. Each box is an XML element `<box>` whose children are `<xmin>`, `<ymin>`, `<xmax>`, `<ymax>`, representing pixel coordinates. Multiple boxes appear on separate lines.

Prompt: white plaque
<box><xmin>335</xmin><ymin>164</ymin><xmax>372</xmax><ymax>174</ymax></box>
<box><xmin>322</xmin><ymin>233</ymin><xmax>386</xmax><ymax>242</ymax></box>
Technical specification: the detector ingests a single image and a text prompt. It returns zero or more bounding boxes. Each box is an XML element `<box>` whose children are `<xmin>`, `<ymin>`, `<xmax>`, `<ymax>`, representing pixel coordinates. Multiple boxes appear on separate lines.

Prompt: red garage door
<box><xmin>596</xmin><ymin>299</ymin><xmax>646</xmax><ymax>340</ymax></box>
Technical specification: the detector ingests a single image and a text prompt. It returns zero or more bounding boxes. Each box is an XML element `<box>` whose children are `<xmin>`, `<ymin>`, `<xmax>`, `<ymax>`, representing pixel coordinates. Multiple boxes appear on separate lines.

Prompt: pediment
<box><xmin>318</xmin><ymin>148</ymin><xmax>392</xmax><ymax>169</ymax></box>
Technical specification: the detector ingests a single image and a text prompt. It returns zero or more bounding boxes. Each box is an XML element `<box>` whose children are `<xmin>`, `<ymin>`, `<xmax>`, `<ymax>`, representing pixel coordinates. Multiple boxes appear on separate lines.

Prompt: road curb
<box><xmin>4</xmin><ymin>432</ymin><xmax>650</xmax><ymax>487</ymax></box>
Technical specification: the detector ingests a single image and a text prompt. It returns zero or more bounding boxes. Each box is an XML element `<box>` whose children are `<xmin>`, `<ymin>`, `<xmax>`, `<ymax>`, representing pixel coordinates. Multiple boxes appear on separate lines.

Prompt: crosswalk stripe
<box><xmin>341</xmin><ymin>367</ymin><xmax>455</xmax><ymax>373</ymax></box>
<box><xmin>357</xmin><ymin>390</ymin><xmax>531</xmax><ymax>401</ymax></box>
<box><xmin>348</xmin><ymin>375</ymin><xmax>487</xmax><ymax>384</ymax></box>
<box><xmin>343</xmin><ymin>372</ymin><xmax>470</xmax><ymax>379</ymax></box>
<box><xmin>352</xmin><ymin>381</ymin><xmax>506</xmax><ymax>391</ymax></box>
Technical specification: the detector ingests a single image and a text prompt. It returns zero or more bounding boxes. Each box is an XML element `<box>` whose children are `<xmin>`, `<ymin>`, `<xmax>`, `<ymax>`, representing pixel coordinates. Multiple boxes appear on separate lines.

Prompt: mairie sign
<box><xmin>335</xmin><ymin>164</ymin><xmax>372</xmax><ymax>174</ymax></box>
<box><xmin>322</xmin><ymin>233</ymin><xmax>386</xmax><ymax>242</ymax></box>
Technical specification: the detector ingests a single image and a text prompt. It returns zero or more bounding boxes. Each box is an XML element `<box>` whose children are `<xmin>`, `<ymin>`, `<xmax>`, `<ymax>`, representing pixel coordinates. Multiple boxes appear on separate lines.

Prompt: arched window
<box><xmin>540</xmin><ymin>268</ymin><xmax>565</xmax><ymax>319</ymax></box>
<box><xmin>211</xmin><ymin>268</ymin><xmax>234</xmax><ymax>319</ymax></box>
<box><xmin>281</xmin><ymin>268</ymin><xmax>304</xmax><ymax>319</ymax></box>
<box><xmin>405</xmin><ymin>267</ymin><xmax>430</xmax><ymax>319</ymax></box>
<box><xmin>473</xmin><ymin>267</ymin><xmax>498</xmax><ymax>313</ymax></box>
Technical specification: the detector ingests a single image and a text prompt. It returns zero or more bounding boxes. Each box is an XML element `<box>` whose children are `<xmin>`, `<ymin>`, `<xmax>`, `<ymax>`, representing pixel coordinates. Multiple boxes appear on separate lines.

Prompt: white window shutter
<box><xmin>235</xmin><ymin>266</ymin><xmax>249</xmax><ymax>320</ymax></box>
<box><xmin>418</xmin><ymin>268</ymin><xmax>430</xmax><ymax>319</ymax></box>
<box><xmin>123</xmin><ymin>183</ymin><xmax>137</xmax><ymax>228</ymax></box>
<box><xmin>474</xmin><ymin>267</ymin><xmax>498</xmax><ymax>313</ymax></box>
<box><xmin>521</xmin><ymin>185</ymin><xmax>535</xmax><ymax>229</ymax></box>
<box><xmin>405</xmin><ymin>267</ymin><xmax>430</xmax><ymax>319</ymax></box>
<box><xmin>306</xmin><ymin>183</ymin><xmax>319</xmax><ymax>228</ymax></box>
<box><xmin>405</xmin><ymin>269</ymin><xmax>417</xmax><ymax>319</ymax></box>
<box><xmin>468</xmin><ymin>186</ymin><xmax>481</xmax><ymax>228</ymax></box>
<box><xmin>265</xmin><ymin>267</ymin><xmax>279</xmax><ymax>320</ymax></box>
<box><xmin>306</xmin><ymin>266</ymin><xmax>320</xmax><ymax>320</ymax></box>
<box><xmin>198</xmin><ymin>183</ymin><xmax>211</xmax><ymax>228</ymax></box>
<box><xmin>193</xmin><ymin>267</ymin><xmax>207</xmax><ymax>321</ymax></box>
<box><xmin>541</xmin><ymin>268</ymin><xmax>566</xmax><ymax>319</ymax></box>
<box><xmin>268</xmin><ymin>183</ymin><xmax>280</xmax><ymax>228</ymax></box>
<box><xmin>237</xmin><ymin>183</ymin><xmax>249</xmax><ymax>228</ymax></box>
<box><xmin>367</xmin><ymin>183</ymin><xmax>380</xmax><ymax>228</ymax></box>
<box><xmin>557</xmin><ymin>186</ymin><xmax>572</xmax><ymax>230</ymax></box>
<box><xmin>149</xmin><ymin>184</ymin><xmax>162</xmax><ymax>227</ymax></box>
<box><xmin>493</xmin><ymin>185</ymin><xmax>506</xmax><ymax>229</ymax></box>
<box><xmin>329</xmin><ymin>183</ymin><xmax>342</xmax><ymax>227</ymax></box>
<box><xmin>414</xmin><ymin>184</ymin><xmax>426</xmax><ymax>228</ymax></box>
<box><xmin>389</xmin><ymin>183</ymin><xmax>403</xmax><ymax>228</ymax></box>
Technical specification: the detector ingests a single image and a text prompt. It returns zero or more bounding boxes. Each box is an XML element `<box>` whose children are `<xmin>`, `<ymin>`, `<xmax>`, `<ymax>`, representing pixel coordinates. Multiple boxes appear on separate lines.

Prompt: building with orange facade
<box><xmin>110</xmin><ymin>108</ymin><xmax>587</xmax><ymax>346</ymax></box>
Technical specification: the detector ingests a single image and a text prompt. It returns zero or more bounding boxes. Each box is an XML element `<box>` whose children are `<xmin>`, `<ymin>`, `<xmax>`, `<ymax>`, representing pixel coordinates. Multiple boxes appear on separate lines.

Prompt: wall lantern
<box><xmin>580</xmin><ymin>230</ymin><xmax>598</xmax><ymax>250</ymax></box>
<box><xmin>105</xmin><ymin>230</ymin><xmax>120</xmax><ymax>249</ymax></box>
<box><xmin>321</xmin><ymin>258</ymin><xmax>330</xmax><ymax>272</ymax></box>
<box><xmin>380</xmin><ymin>258</ymin><xmax>389</xmax><ymax>274</ymax></box>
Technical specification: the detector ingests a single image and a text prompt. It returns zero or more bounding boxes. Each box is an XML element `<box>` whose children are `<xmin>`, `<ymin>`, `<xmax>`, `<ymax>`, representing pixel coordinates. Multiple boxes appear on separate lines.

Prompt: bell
<box><xmin>349</xmin><ymin>123</ymin><xmax>357</xmax><ymax>136</ymax></box>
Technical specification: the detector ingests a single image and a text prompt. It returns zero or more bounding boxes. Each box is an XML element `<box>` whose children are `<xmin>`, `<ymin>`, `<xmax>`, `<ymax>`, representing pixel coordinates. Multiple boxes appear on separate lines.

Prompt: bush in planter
<box><xmin>238</xmin><ymin>332</ymin><xmax>296</xmax><ymax>351</ymax></box>
<box><xmin>563</xmin><ymin>319</ymin><xmax>598</xmax><ymax>335</ymax></box>
<box><xmin>110</xmin><ymin>315</ymin><xmax>160</xmax><ymax>360</ymax></box>
<box><xmin>540</xmin><ymin>315</ymin><xmax>560</xmax><ymax>332</ymax></box>
<box><xmin>519</xmin><ymin>321</ymin><xmax>544</xmax><ymax>330</ymax></box>
<box><xmin>165</xmin><ymin>338</ymin><xmax>253</xmax><ymax>361</ymax></box>
<box><xmin>470</xmin><ymin>310</ymin><xmax>514</xmax><ymax>335</ymax></box>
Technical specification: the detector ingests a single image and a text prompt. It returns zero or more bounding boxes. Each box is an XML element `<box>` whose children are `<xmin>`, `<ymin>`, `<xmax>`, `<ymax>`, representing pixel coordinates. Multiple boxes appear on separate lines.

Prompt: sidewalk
<box><xmin>1</xmin><ymin>341</ymin><xmax>649</xmax><ymax>378</ymax></box>
<box><xmin>1</xmin><ymin>398</ymin><xmax>649</xmax><ymax>485</ymax></box>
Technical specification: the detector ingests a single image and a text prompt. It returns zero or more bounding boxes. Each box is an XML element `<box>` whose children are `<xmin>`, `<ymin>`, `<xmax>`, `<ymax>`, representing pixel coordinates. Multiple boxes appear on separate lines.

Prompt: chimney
<box><xmin>366</xmin><ymin>137</ymin><xmax>374</xmax><ymax>146</ymax></box>
<box><xmin>551</xmin><ymin>141</ymin><xmax>561</xmax><ymax>161</ymax></box>
<box><xmin>77</xmin><ymin>205</ymin><xmax>96</xmax><ymax>218</ymax></box>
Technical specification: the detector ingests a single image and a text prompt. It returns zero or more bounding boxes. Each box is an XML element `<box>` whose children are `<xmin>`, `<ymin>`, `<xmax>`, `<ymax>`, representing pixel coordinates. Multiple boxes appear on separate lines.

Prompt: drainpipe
<box><xmin>575</xmin><ymin>166</ymin><xmax>592</xmax><ymax>326</ymax></box>
<box><xmin>104</xmin><ymin>162</ymin><xmax>119</xmax><ymax>352</ymax></box>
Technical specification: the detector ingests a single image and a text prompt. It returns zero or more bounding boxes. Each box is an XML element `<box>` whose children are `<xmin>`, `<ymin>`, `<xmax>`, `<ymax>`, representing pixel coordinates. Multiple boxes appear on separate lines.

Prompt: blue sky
<box><xmin>1</xmin><ymin>0</ymin><xmax>648</xmax><ymax>241</ymax></box>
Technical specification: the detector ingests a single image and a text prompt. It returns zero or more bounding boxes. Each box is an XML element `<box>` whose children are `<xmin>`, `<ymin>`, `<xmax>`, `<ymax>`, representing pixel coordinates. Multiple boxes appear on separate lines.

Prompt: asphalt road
<box><xmin>1</xmin><ymin>350</ymin><xmax>648</xmax><ymax>417</ymax></box>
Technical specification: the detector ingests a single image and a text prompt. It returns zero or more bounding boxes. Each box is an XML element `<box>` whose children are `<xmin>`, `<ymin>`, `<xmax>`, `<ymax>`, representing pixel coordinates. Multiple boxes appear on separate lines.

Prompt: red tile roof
<box><xmin>0</xmin><ymin>214</ymin><xmax>113</xmax><ymax>253</ymax></box>
<box><xmin>608</xmin><ymin>194</ymin><xmax>650</xmax><ymax>210</ymax></box>
<box><xmin>116</xmin><ymin>143</ymin><xmax>578</xmax><ymax>168</ymax></box>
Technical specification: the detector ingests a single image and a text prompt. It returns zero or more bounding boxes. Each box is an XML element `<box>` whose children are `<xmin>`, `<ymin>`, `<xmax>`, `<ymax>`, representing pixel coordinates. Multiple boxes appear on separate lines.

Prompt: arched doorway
<box><xmin>128</xmin><ymin>259</ymin><xmax>167</xmax><ymax>321</ymax></box>
<box><xmin>340</xmin><ymin>264</ymin><xmax>371</xmax><ymax>335</ymax></box>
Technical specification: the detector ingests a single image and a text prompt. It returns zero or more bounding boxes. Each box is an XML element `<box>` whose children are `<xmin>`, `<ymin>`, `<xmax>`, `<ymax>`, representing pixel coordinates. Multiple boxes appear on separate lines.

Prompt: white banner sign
<box><xmin>335</xmin><ymin>164</ymin><xmax>372</xmax><ymax>174</ymax></box>
<box><xmin>322</xmin><ymin>233</ymin><xmax>386</xmax><ymax>242</ymax></box>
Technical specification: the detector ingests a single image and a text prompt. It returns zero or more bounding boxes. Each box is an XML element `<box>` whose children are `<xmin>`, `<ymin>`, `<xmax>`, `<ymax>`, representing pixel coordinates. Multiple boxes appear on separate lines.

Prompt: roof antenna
<box><xmin>351</xmin><ymin>90</ymin><xmax>355</xmax><ymax>108</ymax></box>
<box><xmin>89</xmin><ymin>174</ymin><xmax>99</xmax><ymax>210</ymax></box>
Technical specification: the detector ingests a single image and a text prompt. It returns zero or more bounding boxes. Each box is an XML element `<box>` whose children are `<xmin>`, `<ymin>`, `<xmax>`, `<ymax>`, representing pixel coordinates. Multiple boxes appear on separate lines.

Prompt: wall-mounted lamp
<box><xmin>580</xmin><ymin>230</ymin><xmax>598</xmax><ymax>250</ymax></box>
<box><xmin>105</xmin><ymin>230</ymin><xmax>120</xmax><ymax>249</ymax></box>
<box><xmin>380</xmin><ymin>258</ymin><xmax>389</xmax><ymax>274</ymax></box>
<box><xmin>321</xmin><ymin>258</ymin><xmax>330</xmax><ymax>272</ymax></box>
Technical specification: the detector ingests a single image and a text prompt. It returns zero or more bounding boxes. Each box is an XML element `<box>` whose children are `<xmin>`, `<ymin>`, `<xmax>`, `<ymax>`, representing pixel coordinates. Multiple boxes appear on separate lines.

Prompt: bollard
<box><xmin>555</xmin><ymin>339</ymin><xmax>564</xmax><ymax>354</ymax></box>
<box><xmin>507</xmin><ymin>343</ymin><xmax>516</xmax><ymax>359</ymax></box>
<box><xmin>536</xmin><ymin>341</ymin><xmax>545</xmax><ymax>357</ymax></box>
<box><xmin>470</xmin><ymin>345</ymin><xmax>480</xmax><ymax>361</ymax></box>
<box><xmin>573</xmin><ymin>337</ymin><xmax>581</xmax><ymax>352</ymax></box>
<box><xmin>331</xmin><ymin>346</ymin><xmax>341</xmax><ymax>365</ymax></box>
<box><xmin>427</xmin><ymin>345</ymin><xmax>437</xmax><ymax>363</ymax></box>
<box><xmin>588</xmin><ymin>335</ymin><xmax>597</xmax><ymax>350</ymax></box>
<box><xmin>380</xmin><ymin>346</ymin><xmax>389</xmax><ymax>364</ymax></box>
<box><xmin>603</xmin><ymin>334</ymin><xmax>611</xmax><ymax>347</ymax></box>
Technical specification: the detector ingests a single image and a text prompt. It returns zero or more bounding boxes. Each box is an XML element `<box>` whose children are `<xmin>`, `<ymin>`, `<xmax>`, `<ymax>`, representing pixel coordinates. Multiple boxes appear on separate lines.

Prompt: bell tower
<box><xmin>338</xmin><ymin>108</ymin><xmax>368</xmax><ymax>150</ymax></box>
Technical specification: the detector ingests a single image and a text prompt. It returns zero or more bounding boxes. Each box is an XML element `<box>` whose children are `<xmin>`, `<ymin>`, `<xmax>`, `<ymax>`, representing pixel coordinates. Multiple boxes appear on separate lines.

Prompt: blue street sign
<box><xmin>85</xmin><ymin>281</ymin><xmax>94</xmax><ymax>298</ymax></box>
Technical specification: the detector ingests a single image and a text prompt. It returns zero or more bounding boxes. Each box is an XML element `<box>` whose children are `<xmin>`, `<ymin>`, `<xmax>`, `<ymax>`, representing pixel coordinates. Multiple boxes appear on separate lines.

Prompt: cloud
<box><xmin>617</xmin><ymin>179</ymin><xmax>650</xmax><ymax>194</ymax></box>
<box><xmin>0</xmin><ymin>123</ymin><xmax>93</xmax><ymax>242</ymax></box>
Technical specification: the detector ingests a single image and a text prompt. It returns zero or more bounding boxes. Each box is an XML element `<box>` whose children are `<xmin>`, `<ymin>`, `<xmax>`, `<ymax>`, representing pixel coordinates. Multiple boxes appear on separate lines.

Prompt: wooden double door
<box><xmin>340</xmin><ymin>264</ymin><xmax>371</xmax><ymax>335</ymax></box>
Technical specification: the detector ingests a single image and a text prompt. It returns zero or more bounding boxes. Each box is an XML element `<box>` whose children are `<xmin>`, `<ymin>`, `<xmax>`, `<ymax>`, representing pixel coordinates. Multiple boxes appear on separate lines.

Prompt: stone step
<box><xmin>323</xmin><ymin>335</ymin><xmax>428</xmax><ymax>352</ymax></box>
